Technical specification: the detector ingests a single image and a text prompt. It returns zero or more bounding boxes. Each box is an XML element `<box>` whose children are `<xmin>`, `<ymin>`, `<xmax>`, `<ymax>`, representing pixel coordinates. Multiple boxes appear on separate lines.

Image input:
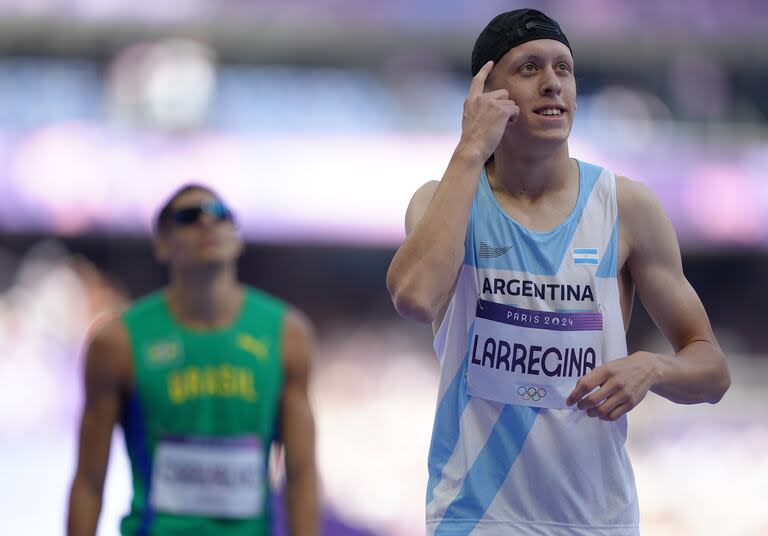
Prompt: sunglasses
<box><xmin>170</xmin><ymin>200</ymin><xmax>234</xmax><ymax>226</ymax></box>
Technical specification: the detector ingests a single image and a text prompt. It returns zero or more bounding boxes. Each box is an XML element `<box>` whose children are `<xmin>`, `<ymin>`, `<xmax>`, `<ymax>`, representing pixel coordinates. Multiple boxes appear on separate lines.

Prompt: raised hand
<box><xmin>459</xmin><ymin>61</ymin><xmax>520</xmax><ymax>162</ymax></box>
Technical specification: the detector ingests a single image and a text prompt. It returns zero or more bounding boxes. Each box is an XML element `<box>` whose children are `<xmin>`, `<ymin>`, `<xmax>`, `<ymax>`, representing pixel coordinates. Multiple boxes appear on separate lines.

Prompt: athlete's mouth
<box><xmin>534</xmin><ymin>106</ymin><xmax>566</xmax><ymax>116</ymax></box>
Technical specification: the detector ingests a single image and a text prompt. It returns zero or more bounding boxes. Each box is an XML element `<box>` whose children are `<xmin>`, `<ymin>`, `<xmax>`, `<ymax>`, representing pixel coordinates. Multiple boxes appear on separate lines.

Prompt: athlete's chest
<box><xmin>471</xmin><ymin>226</ymin><xmax>608</xmax><ymax>315</ymax></box>
<box><xmin>491</xmin><ymin>189</ymin><xmax>579</xmax><ymax>234</ymax></box>
<box><xmin>133</xmin><ymin>329</ymin><xmax>279</xmax><ymax>408</ymax></box>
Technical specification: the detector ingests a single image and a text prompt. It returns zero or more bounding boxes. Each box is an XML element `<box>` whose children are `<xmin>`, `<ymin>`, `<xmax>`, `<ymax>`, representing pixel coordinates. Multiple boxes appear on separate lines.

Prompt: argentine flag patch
<box><xmin>573</xmin><ymin>248</ymin><xmax>599</xmax><ymax>265</ymax></box>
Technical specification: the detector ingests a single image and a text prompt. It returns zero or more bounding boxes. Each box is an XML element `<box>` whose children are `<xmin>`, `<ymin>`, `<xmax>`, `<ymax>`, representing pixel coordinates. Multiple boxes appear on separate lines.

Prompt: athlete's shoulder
<box><xmin>283</xmin><ymin>307</ymin><xmax>314</xmax><ymax>343</ymax></box>
<box><xmin>85</xmin><ymin>313</ymin><xmax>133</xmax><ymax>384</ymax></box>
<box><xmin>92</xmin><ymin>314</ymin><xmax>131</xmax><ymax>349</ymax></box>
<box><xmin>616</xmin><ymin>175</ymin><xmax>672</xmax><ymax>249</ymax></box>
<box><xmin>616</xmin><ymin>175</ymin><xmax>666</xmax><ymax>219</ymax></box>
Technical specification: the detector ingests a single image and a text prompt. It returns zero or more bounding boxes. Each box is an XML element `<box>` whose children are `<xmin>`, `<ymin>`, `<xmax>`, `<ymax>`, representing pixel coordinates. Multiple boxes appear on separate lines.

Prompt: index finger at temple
<box><xmin>468</xmin><ymin>61</ymin><xmax>493</xmax><ymax>97</ymax></box>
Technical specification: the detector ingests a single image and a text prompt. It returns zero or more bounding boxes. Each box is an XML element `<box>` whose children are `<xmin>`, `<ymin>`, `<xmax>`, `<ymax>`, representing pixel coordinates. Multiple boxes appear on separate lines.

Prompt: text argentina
<box><xmin>482</xmin><ymin>278</ymin><xmax>594</xmax><ymax>302</ymax></box>
<box><xmin>471</xmin><ymin>335</ymin><xmax>596</xmax><ymax>378</ymax></box>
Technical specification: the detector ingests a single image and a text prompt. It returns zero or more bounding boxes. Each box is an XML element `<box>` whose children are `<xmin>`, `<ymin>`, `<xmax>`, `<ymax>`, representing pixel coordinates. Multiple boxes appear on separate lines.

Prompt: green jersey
<box><xmin>119</xmin><ymin>287</ymin><xmax>286</xmax><ymax>536</ymax></box>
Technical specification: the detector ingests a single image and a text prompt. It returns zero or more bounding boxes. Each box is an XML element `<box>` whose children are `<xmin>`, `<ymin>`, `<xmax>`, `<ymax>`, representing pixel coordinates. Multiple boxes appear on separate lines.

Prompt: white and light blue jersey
<box><xmin>427</xmin><ymin>160</ymin><xmax>639</xmax><ymax>536</ymax></box>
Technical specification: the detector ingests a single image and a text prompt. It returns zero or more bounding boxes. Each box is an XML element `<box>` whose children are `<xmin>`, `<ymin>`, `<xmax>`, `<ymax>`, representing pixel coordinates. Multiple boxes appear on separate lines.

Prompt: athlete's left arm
<box><xmin>280</xmin><ymin>309</ymin><xmax>319</xmax><ymax>535</ymax></box>
<box><xmin>567</xmin><ymin>177</ymin><xmax>730</xmax><ymax>420</ymax></box>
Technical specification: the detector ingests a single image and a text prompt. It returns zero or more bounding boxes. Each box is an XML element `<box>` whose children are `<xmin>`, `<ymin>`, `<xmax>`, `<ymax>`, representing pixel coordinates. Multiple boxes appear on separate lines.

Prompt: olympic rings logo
<box><xmin>517</xmin><ymin>385</ymin><xmax>547</xmax><ymax>401</ymax></box>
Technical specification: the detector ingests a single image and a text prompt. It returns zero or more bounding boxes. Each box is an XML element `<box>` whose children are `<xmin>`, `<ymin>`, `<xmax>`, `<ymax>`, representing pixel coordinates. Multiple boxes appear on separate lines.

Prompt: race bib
<box><xmin>150</xmin><ymin>436</ymin><xmax>264</xmax><ymax>518</ymax></box>
<box><xmin>467</xmin><ymin>299</ymin><xmax>604</xmax><ymax>409</ymax></box>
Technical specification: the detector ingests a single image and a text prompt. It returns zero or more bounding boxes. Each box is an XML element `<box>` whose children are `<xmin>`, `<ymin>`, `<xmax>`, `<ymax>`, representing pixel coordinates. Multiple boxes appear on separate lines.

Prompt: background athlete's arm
<box><xmin>386</xmin><ymin>61</ymin><xmax>519</xmax><ymax>323</ymax></box>
<box><xmin>280</xmin><ymin>309</ymin><xmax>319</xmax><ymax>536</ymax></box>
<box><xmin>67</xmin><ymin>319</ymin><xmax>130</xmax><ymax>536</ymax></box>
<box><xmin>567</xmin><ymin>178</ymin><xmax>731</xmax><ymax>418</ymax></box>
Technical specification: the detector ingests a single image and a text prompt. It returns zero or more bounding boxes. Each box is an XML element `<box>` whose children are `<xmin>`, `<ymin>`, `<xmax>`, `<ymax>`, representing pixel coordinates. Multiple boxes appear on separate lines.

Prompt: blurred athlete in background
<box><xmin>68</xmin><ymin>184</ymin><xmax>318</xmax><ymax>536</ymax></box>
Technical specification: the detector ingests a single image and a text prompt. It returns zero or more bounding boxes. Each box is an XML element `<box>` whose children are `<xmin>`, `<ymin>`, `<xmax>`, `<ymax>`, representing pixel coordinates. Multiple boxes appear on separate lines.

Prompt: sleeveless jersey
<box><xmin>119</xmin><ymin>287</ymin><xmax>286</xmax><ymax>536</ymax></box>
<box><xmin>426</xmin><ymin>160</ymin><xmax>639</xmax><ymax>535</ymax></box>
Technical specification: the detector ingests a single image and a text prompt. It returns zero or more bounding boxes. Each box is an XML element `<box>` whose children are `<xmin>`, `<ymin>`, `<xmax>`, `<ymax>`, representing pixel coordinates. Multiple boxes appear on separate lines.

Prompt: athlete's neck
<box><xmin>489</xmin><ymin>143</ymin><xmax>574</xmax><ymax>200</ymax></box>
<box><xmin>166</xmin><ymin>265</ymin><xmax>243</xmax><ymax>329</ymax></box>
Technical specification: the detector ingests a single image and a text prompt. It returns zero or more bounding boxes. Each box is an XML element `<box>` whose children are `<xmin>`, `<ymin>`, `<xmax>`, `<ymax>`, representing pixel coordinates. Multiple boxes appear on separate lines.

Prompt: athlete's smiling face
<box><xmin>485</xmin><ymin>39</ymin><xmax>576</xmax><ymax>147</ymax></box>
<box><xmin>155</xmin><ymin>188</ymin><xmax>243</xmax><ymax>269</ymax></box>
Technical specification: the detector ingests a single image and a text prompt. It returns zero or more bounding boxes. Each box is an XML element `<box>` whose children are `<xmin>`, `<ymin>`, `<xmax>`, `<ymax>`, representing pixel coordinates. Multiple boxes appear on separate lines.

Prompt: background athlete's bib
<box><xmin>150</xmin><ymin>436</ymin><xmax>264</xmax><ymax>518</ymax></box>
<box><xmin>466</xmin><ymin>299</ymin><xmax>603</xmax><ymax>409</ymax></box>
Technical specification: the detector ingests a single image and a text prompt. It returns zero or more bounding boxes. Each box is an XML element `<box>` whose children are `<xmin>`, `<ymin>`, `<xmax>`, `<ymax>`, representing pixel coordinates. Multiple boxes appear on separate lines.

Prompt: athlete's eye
<box><xmin>519</xmin><ymin>63</ymin><xmax>537</xmax><ymax>73</ymax></box>
<box><xmin>556</xmin><ymin>62</ymin><xmax>572</xmax><ymax>73</ymax></box>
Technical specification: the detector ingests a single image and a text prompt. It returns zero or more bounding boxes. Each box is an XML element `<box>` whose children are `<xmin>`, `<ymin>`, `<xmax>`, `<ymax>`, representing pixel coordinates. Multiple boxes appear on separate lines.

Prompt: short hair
<box><xmin>153</xmin><ymin>183</ymin><xmax>220</xmax><ymax>234</ymax></box>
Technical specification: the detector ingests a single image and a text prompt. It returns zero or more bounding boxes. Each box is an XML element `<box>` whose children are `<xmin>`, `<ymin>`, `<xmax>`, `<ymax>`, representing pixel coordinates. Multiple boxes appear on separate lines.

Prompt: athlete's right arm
<box><xmin>67</xmin><ymin>318</ymin><xmax>131</xmax><ymax>536</ymax></box>
<box><xmin>386</xmin><ymin>60</ymin><xmax>519</xmax><ymax>323</ymax></box>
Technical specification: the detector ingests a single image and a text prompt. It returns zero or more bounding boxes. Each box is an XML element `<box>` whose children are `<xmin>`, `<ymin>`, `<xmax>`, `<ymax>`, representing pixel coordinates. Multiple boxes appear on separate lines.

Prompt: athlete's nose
<box><xmin>540</xmin><ymin>66</ymin><xmax>562</xmax><ymax>96</ymax></box>
<box><xmin>198</xmin><ymin>212</ymin><xmax>218</xmax><ymax>227</ymax></box>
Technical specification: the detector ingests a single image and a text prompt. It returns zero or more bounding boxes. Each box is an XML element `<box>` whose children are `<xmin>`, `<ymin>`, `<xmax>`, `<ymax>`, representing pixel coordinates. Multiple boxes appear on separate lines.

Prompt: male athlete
<box><xmin>68</xmin><ymin>185</ymin><xmax>318</xmax><ymax>535</ymax></box>
<box><xmin>386</xmin><ymin>9</ymin><xmax>730</xmax><ymax>535</ymax></box>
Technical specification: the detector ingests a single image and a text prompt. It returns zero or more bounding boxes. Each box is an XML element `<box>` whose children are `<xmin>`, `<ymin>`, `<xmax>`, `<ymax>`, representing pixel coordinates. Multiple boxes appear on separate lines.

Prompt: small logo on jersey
<box><xmin>237</xmin><ymin>333</ymin><xmax>268</xmax><ymax>360</ymax></box>
<box><xmin>517</xmin><ymin>385</ymin><xmax>547</xmax><ymax>402</ymax></box>
<box><xmin>479</xmin><ymin>241</ymin><xmax>514</xmax><ymax>258</ymax></box>
<box><xmin>146</xmin><ymin>339</ymin><xmax>182</xmax><ymax>364</ymax></box>
<box><xmin>572</xmin><ymin>248</ymin><xmax>599</xmax><ymax>265</ymax></box>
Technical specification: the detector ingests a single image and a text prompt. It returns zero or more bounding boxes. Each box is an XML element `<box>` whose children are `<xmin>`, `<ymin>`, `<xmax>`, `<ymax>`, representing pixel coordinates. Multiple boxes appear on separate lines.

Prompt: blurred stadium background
<box><xmin>0</xmin><ymin>0</ymin><xmax>766</xmax><ymax>534</ymax></box>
